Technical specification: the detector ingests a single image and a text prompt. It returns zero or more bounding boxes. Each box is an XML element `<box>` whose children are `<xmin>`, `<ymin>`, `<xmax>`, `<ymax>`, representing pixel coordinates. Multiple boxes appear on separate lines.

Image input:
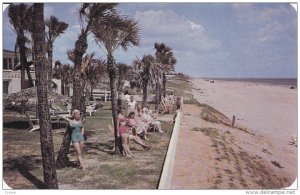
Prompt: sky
<box><xmin>2</xmin><ymin>2</ymin><xmax>298</xmax><ymax>78</ymax></box>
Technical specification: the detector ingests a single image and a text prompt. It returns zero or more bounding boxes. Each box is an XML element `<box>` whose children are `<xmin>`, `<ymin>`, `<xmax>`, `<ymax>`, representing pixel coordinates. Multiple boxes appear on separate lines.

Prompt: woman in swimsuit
<box><xmin>64</xmin><ymin>109</ymin><xmax>86</xmax><ymax>170</ymax></box>
<box><xmin>118</xmin><ymin>109</ymin><xmax>134</xmax><ymax>157</ymax></box>
<box><xmin>118</xmin><ymin>109</ymin><xmax>151</xmax><ymax>157</ymax></box>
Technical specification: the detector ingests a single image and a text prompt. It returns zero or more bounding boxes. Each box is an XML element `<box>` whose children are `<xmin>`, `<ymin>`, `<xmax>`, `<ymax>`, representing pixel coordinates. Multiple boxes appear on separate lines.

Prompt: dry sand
<box><xmin>171</xmin><ymin>78</ymin><xmax>297</xmax><ymax>189</ymax></box>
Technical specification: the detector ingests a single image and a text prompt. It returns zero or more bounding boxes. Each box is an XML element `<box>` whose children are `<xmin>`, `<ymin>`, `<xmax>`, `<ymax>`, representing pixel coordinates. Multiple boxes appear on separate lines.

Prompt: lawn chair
<box><xmin>160</xmin><ymin>97</ymin><xmax>172</xmax><ymax>114</ymax></box>
<box><xmin>26</xmin><ymin>112</ymin><xmax>40</xmax><ymax>132</ymax></box>
<box><xmin>86</xmin><ymin>105</ymin><xmax>97</xmax><ymax>116</ymax></box>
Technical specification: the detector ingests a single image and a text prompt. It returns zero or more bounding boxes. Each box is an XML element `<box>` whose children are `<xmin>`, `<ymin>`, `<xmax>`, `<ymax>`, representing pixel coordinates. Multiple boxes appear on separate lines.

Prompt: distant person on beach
<box><xmin>63</xmin><ymin>109</ymin><xmax>86</xmax><ymax>170</ymax></box>
<box><xmin>175</xmin><ymin>96</ymin><xmax>182</xmax><ymax>111</ymax></box>
<box><xmin>173</xmin><ymin>97</ymin><xmax>182</xmax><ymax>123</ymax></box>
<box><xmin>127</xmin><ymin>95</ymin><xmax>137</xmax><ymax>116</ymax></box>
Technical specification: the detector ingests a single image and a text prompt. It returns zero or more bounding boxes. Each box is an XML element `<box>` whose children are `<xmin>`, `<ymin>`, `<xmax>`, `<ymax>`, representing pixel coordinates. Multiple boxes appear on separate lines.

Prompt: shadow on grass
<box><xmin>16</xmin><ymin>164</ymin><xmax>48</xmax><ymax>189</ymax></box>
<box><xmin>85</xmin><ymin>142</ymin><xmax>115</xmax><ymax>155</ymax></box>
<box><xmin>3</xmin><ymin>122</ymin><xmax>30</xmax><ymax>130</ymax></box>
<box><xmin>3</xmin><ymin>155</ymin><xmax>48</xmax><ymax>189</ymax></box>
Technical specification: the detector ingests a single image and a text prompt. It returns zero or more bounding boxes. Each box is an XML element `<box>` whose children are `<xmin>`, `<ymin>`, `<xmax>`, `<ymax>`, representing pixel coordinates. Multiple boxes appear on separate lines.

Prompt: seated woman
<box><xmin>118</xmin><ymin>109</ymin><xmax>151</xmax><ymax>157</ymax></box>
<box><xmin>128</xmin><ymin>111</ymin><xmax>149</xmax><ymax>140</ymax></box>
<box><xmin>143</xmin><ymin>107</ymin><xmax>164</xmax><ymax>133</ymax></box>
<box><xmin>118</xmin><ymin>109</ymin><xmax>133</xmax><ymax>157</ymax></box>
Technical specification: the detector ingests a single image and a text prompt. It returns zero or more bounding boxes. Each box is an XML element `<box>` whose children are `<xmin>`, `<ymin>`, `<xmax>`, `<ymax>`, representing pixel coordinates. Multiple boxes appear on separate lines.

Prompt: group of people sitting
<box><xmin>118</xmin><ymin>95</ymin><xmax>164</xmax><ymax>157</ymax></box>
<box><xmin>62</xmin><ymin>92</ymin><xmax>179</xmax><ymax>170</ymax></box>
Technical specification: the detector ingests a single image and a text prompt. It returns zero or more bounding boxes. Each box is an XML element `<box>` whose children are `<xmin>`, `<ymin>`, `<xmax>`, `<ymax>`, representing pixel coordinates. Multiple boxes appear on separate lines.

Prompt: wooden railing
<box><xmin>3</xmin><ymin>70</ymin><xmax>36</xmax><ymax>80</ymax></box>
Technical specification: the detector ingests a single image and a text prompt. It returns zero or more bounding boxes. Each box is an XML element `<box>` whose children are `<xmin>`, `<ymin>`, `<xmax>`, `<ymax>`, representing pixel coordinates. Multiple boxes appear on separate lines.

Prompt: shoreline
<box><xmin>193</xmin><ymin>77</ymin><xmax>297</xmax><ymax>88</ymax></box>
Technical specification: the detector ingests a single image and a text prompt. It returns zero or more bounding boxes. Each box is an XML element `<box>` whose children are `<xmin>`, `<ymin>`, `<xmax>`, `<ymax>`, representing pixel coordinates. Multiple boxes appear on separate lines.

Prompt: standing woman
<box><xmin>127</xmin><ymin>95</ymin><xmax>137</xmax><ymax>116</ymax></box>
<box><xmin>63</xmin><ymin>109</ymin><xmax>86</xmax><ymax>170</ymax></box>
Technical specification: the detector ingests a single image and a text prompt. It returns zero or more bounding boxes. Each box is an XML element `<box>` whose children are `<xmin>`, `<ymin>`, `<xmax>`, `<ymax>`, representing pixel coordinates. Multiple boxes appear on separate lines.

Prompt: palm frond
<box><xmin>91</xmin><ymin>10</ymin><xmax>140</xmax><ymax>55</ymax></box>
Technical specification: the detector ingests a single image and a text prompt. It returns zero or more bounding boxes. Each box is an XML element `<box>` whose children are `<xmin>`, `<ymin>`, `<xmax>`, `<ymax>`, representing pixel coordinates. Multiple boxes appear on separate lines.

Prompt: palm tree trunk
<box><xmin>90</xmin><ymin>85</ymin><xmax>94</xmax><ymax>99</ymax></box>
<box><xmin>17</xmin><ymin>35</ymin><xmax>26</xmax><ymax>89</ymax></box>
<box><xmin>108</xmin><ymin>55</ymin><xmax>122</xmax><ymax>155</ymax></box>
<box><xmin>80</xmin><ymin>83</ymin><xmax>87</xmax><ymax>121</ymax></box>
<box><xmin>158</xmin><ymin>84</ymin><xmax>162</xmax><ymax>102</ymax></box>
<box><xmin>162</xmin><ymin>72</ymin><xmax>167</xmax><ymax>98</ymax></box>
<box><xmin>66</xmin><ymin>83</ymin><xmax>70</xmax><ymax>97</ymax></box>
<box><xmin>33</xmin><ymin>3</ymin><xmax>58</xmax><ymax>189</ymax></box>
<box><xmin>56</xmin><ymin>31</ymin><xmax>87</xmax><ymax>168</ymax></box>
<box><xmin>61</xmin><ymin>79</ymin><xmax>65</xmax><ymax>95</ymax></box>
<box><xmin>142</xmin><ymin>80</ymin><xmax>148</xmax><ymax>108</ymax></box>
<box><xmin>47</xmin><ymin>47</ymin><xmax>53</xmax><ymax>90</ymax></box>
<box><xmin>56</xmin><ymin>126</ymin><xmax>71</xmax><ymax>168</ymax></box>
<box><xmin>25</xmin><ymin>64</ymin><xmax>34</xmax><ymax>87</ymax></box>
<box><xmin>117</xmin><ymin>74</ymin><xmax>123</xmax><ymax>112</ymax></box>
<box><xmin>17</xmin><ymin>34</ymin><xmax>27</xmax><ymax>114</ymax></box>
<box><xmin>17</xmin><ymin>35</ymin><xmax>34</xmax><ymax>89</ymax></box>
<box><xmin>155</xmin><ymin>81</ymin><xmax>160</xmax><ymax>111</ymax></box>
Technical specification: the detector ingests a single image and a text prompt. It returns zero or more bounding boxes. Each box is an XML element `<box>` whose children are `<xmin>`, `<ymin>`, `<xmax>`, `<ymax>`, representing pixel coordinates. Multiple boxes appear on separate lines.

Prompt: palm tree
<box><xmin>56</xmin><ymin>3</ymin><xmax>118</xmax><ymax>168</ymax></box>
<box><xmin>133</xmin><ymin>55</ymin><xmax>162</xmax><ymax>109</ymax></box>
<box><xmin>52</xmin><ymin>61</ymin><xmax>74</xmax><ymax>96</ymax></box>
<box><xmin>86</xmin><ymin>58</ymin><xmax>107</xmax><ymax>100</ymax></box>
<box><xmin>80</xmin><ymin>52</ymin><xmax>96</xmax><ymax>119</ymax></box>
<box><xmin>71</xmin><ymin>3</ymin><xmax>117</xmax><ymax>112</ymax></box>
<box><xmin>91</xmin><ymin>12</ymin><xmax>140</xmax><ymax>154</ymax></box>
<box><xmin>32</xmin><ymin>3</ymin><xmax>58</xmax><ymax>189</ymax></box>
<box><xmin>154</xmin><ymin>43</ymin><xmax>177</xmax><ymax>98</ymax></box>
<box><xmin>8</xmin><ymin>3</ymin><xmax>34</xmax><ymax>113</ymax></box>
<box><xmin>45</xmin><ymin>16</ymin><xmax>68</xmax><ymax>90</ymax></box>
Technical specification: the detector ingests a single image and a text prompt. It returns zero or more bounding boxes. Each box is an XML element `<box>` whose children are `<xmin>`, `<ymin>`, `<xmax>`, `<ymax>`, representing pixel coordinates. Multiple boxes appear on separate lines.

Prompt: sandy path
<box><xmin>171</xmin><ymin>106</ymin><xmax>217</xmax><ymax>189</ymax></box>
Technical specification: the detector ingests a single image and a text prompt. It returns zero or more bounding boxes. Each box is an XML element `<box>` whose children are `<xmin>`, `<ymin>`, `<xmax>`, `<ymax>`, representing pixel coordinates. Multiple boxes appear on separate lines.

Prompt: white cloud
<box><xmin>134</xmin><ymin>9</ymin><xmax>222</xmax><ymax>52</ymax></box>
<box><xmin>186</xmin><ymin>20</ymin><xmax>203</xmax><ymax>30</ymax></box>
<box><xmin>231</xmin><ymin>3</ymin><xmax>297</xmax><ymax>73</ymax></box>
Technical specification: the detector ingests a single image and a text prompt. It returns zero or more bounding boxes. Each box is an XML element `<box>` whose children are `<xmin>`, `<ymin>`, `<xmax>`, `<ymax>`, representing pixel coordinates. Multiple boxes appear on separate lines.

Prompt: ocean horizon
<box><xmin>196</xmin><ymin>77</ymin><xmax>297</xmax><ymax>87</ymax></box>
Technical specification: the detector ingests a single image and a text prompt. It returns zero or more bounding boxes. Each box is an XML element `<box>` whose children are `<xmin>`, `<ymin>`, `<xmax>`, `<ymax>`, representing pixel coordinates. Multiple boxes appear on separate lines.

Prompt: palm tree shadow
<box><xmin>84</xmin><ymin>141</ymin><xmax>115</xmax><ymax>155</ymax></box>
<box><xmin>16</xmin><ymin>163</ymin><xmax>48</xmax><ymax>189</ymax></box>
<box><xmin>4</xmin><ymin>155</ymin><xmax>48</xmax><ymax>189</ymax></box>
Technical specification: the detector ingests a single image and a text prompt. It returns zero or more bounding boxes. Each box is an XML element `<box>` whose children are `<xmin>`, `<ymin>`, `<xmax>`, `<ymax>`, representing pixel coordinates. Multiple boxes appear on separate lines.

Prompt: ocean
<box><xmin>207</xmin><ymin>78</ymin><xmax>297</xmax><ymax>87</ymax></box>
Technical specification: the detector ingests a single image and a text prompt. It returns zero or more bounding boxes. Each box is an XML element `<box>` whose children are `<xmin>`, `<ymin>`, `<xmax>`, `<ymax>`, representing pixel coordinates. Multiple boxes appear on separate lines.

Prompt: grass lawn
<box><xmin>3</xmin><ymin>102</ymin><xmax>174</xmax><ymax>189</ymax></box>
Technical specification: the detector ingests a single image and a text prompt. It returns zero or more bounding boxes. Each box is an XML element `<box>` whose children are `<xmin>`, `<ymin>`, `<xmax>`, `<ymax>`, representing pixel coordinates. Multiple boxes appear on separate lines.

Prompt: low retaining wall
<box><xmin>158</xmin><ymin>111</ymin><xmax>182</xmax><ymax>189</ymax></box>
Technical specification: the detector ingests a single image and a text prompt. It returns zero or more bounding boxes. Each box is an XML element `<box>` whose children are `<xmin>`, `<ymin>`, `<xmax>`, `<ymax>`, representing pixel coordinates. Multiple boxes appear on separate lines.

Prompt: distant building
<box><xmin>3</xmin><ymin>49</ymin><xmax>19</xmax><ymax>70</ymax></box>
<box><xmin>3</xmin><ymin>49</ymin><xmax>61</xmax><ymax>95</ymax></box>
<box><xmin>3</xmin><ymin>49</ymin><xmax>35</xmax><ymax>94</ymax></box>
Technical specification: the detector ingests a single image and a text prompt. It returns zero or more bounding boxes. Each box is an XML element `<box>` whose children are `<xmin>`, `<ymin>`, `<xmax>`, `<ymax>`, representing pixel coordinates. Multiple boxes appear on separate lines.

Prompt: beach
<box><xmin>171</xmin><ymin>78</ymin><xmax>297</xmax><ymax>189</ymax></box>
<box><xmin>192</xmin><ymin>78</ymin><xmax>297</xmax><ymax>146</ymax></box>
